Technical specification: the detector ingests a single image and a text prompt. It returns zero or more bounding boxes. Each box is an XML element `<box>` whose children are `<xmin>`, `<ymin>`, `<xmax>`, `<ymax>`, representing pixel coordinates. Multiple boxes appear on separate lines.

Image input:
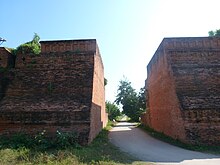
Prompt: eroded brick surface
<box><xmin>141</xmin><ymin>37</ymin><xmax>220</xmax><ymax>145</ymax></box>
<box><xmin>0</xmin><ymin>39</ymin><xmax>107</xmax><ymax>145</ymax></box>
<box><xmin>0</xmin><ymin>47</ymin><xmax>14</xmax><ymax>68</ymax></box>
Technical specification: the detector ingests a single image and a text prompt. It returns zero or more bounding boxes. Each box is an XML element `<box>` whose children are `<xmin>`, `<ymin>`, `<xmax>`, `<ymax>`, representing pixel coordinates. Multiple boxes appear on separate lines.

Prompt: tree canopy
<box><xmin>104</xmin><ymin>78</ymin><xmax>108</xmax><ymax>86</ymax></box>
<box><xmin>115</xmin><ymin>78</ymin><xmax>146</xmax><ymax>121</ymax></box>
<box><xmin>106</xmin><ymin>101</ymin><xmax>121</xmax><ymax>121</ymax></box>
<box><xmin>208</xmin><ymin>29</ymin><xmax>220</xmax><ymax>37</ymax></box>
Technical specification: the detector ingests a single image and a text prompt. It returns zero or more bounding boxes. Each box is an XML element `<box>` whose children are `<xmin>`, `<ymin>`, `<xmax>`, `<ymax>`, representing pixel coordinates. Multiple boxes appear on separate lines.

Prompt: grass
<box><xmin>139</xmin><ymin>124</ymin><xmax>220</xmax><ymax>155</ymax></box>
<box><xmin>0</xmin><ymin>124</ymin><xmax>149</xmax><ymax>165</ymax></box>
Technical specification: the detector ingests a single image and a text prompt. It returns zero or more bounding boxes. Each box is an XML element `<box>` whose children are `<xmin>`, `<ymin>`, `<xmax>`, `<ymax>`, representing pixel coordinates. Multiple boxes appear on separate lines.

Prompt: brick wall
<box><xmin>0</xmin><ymin>39</ymin><xmax>106</xmax><ymax>145</ymax></box>
<box><xmin>0</xmin><ymin>48</ymin><xmax>14</xmax><ymax>103</ymax></box>
<box><xmin>40</xmin><ymin>39</ymin><xmax>96</xmax><ymax>53</ymax></box>
<box><xmin>142</xmin><ymin>37</ymin><xmax>220</xmax><ymax>145</ymax></box>
<box><xmin>89</xmin><ymin>45</ymin><xmax>108</xmax><ymax>143</ymax></box>
<box><xmin>142</xmin><ymin>45</ymin><xmax>186</xmax><ymax>141</ymax></box>
<box><xmin>0</xmin><ymin>47</ymin><xmax>13</xmax><ymax>68</ymax></box>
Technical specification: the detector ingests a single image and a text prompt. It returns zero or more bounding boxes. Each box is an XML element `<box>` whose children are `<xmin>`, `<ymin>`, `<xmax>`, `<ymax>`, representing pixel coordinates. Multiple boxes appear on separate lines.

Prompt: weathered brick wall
<box><xmin>41</xmin><ymin>39</ymin><xmax>96</xmax><ymax>54</ymax></box>
<box><xmin>89</xmin><ymin>45</ymin><xmax>108</xmax><ymax>142</ymax></box>
<box><xmin>0</xmin><ymin>47</ymin><xmax>13</xmax><ymax>68</ymax></box>
<box><xmin>0</xmin><ymin>39</ymin><xmax>106</xmax><ymax>145</ymax></box>
<box><xmin>168</xmin><ymin>38</ymin><xmax>220</xmax><ymax>145</ymax></box>
<box><xmin>0</xmin><ymin>48</ymin><xmax>14</xmax><ymax>103</ymax></box>
<box><xmin>142</xmin><ymin>37</ymin><xmax>220</xmax><ymax>145</ymax></box>
<box><xmin>141</xmin><ymin>45</ymin><xmax>186</xmax><ymax>141</ymax></box>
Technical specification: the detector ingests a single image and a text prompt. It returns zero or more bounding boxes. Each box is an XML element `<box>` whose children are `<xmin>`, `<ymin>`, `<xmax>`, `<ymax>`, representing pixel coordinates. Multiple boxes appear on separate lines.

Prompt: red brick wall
<box><xmin>142</xmin><ymin>47</ymin><xmax>186</xmax><ymax>141</ymax></box>
<box><xmin>142</xmin><ymin>37</ymin><xmax>220</xmax><ymax>145</ymax></box>
<box><xmin>0</xmin><ymin>39</ymin><xmax>106</xmax><ymax>145</ymax></box>
<box><xmin>89</xmin><ymin>45</ymin><xmax>108</xmax><ymax>143</ymax></box>
<box><xmin>40</xmin><ymin>39</ymin><xmax>96</xmax><ymax>53</ymax></box>
<box><xmin>0</xmin><ymin>47</ymin><xmax>13</xmax><ymax>68</ymax></box>
<box><xmin>168</xmin><ymin>39</ymin><xmax>220</xmax><ymax>145</ymax></box>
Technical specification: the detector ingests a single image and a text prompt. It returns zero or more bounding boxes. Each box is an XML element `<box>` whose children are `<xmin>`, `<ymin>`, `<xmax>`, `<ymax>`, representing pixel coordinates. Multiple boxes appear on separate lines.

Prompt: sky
<box><xmin>1</xmin><ymin>0</ymin><xmax>220</xmax><ymax>102</ymax></box>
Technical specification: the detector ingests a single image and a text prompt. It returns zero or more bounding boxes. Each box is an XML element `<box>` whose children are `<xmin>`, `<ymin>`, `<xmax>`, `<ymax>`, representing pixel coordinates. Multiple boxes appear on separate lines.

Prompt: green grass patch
<box><xmin>0</xmin><ymin>130</ymin><xmax>79</xmax><ymax>151</ymax></box>
<box><xmin>139</xmin><ymin>124</ymin><xmax>220</xmax><ymax>155</ymax></box>
<box><xmin>0</xmin><ymin>127</ymin><xmax>148</xmax><ymax>165</ymax></box>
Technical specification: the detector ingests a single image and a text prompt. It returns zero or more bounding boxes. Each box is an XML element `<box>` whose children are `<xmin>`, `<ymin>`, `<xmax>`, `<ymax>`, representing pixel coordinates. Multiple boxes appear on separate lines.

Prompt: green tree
<box><xmin>104</xmin><ymin>78</ymin><xmax>108</xmax><ymax>86</ymax></box>
<box><xmin>138</xmin><ymin>87</ymin><xmax>146</xmax><ymax>112</ymax></box>
<box><xmin>115</xmin><ymin>78</ymin><xmax>136</xmax><ymax>105</ymax></box>
<box><xmin>106</xmin><ymin>101</ymin><xmax>121</xmax><ymax>121</ymax></box>
<box><xmin>15</xmin><ymin>33</ymin><xmax>41</xmax><ymax>55</ymax></box>
<box><xmin>208</xmin><ymin>29</ymin><xmax>220</xmax><ymax>37</ymax></box>
<box><xmin>115</xmin><ymin>78</ymin><xmax>145</xmax><ymax>122</ymax></box>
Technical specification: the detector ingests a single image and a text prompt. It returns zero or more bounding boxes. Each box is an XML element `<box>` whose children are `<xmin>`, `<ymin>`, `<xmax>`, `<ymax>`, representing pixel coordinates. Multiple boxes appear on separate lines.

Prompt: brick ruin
<box><xmin>0</xmin><ymin>47</ymin><xmax>14</xmax><ymax>68</ymax></box>
<box><xmin>141</xmin><ymin>37</ymin><xmax>220</xmax><ymax>145</ymax></box>
<box><xmin>0</xmin><ymin>39</ymin><xmax>108</xmax><ymax>145</ymax></box>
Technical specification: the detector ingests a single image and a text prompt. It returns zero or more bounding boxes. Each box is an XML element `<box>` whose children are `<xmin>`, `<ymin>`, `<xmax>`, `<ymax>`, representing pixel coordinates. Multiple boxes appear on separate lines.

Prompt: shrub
<box><xmin>13</xmin><ymin>33</ymin><xmax>41</xmax><ymax>55</ymax></box>
<box><xmin>0</xmin><ymin>130</ymin><xmax>80</xmax><ymax>151</ymax></box>
<box><xmin>55</xmin><ymin>130</ymin><xmax>79</xmax><ymax>149</ymax></box>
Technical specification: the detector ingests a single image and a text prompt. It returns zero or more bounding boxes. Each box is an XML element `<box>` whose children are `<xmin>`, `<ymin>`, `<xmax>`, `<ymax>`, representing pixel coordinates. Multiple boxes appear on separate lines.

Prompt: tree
<box><xmin>15</xmin><ymin>33</ymin><xmax>41</xmax><ymax>55</ymax></box>
<box><xmin>138</xmin><ymin>87</ymin><xmax>146</xmax><ymax>112</ymax></box>
<box><xmin>106</xmin><ymin>101</ymin><xmax>121</xmax><ymax>121</ymax></box>
<box><xmin>104</xmin><ymin>78</ymin><xmax>108</xmax><ymax>86</ymax></box>
<box><xmin>115</xmin><ymin>79</ymin><xmax>135</xmax><ymax>105</ymax></box>
<box><xmin>115</xmin><ymin>78</ymin><xmax>146</xmax><ymax>121</ymax></box>
<box><xmin>208</xmin><ymin>29</ymin><xmax>220</xmax><ymax>37</ymax></box>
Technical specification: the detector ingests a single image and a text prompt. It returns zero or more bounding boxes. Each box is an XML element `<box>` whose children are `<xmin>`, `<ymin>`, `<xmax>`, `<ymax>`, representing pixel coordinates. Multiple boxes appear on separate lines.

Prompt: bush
<box><xmin>13</xmin><ymin>33</ymin><xmax>41</xmax><ymax>55</ymax></box>
<box><xmin>0</xmin><ymin>130</ymin><xmax>80</xmax><ymax>151</ymax></box>
<box><xmin>0</xmin><ymin>133</ymin><xmax>33</xmax><ymax>149</ymax></box>
<box><xmin>55</xmin><ymin>130</ymin><xmax>79</xmax><ymax>149</ymax></box>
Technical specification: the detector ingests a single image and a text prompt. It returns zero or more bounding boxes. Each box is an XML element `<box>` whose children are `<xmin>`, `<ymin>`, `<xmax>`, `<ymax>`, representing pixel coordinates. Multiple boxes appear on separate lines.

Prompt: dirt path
<box><xmin>109</xmin><ymin>122</ymin><xmax>220</xmax><ymax>165</ymax></box>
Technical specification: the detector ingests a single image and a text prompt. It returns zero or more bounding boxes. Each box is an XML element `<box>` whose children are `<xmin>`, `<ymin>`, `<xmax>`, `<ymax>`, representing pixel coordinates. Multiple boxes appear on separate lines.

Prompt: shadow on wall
<box><xmin>0</xmin><ymin>71</ymin><xmax>14</xmax><ymax>101</ymax></box>
<box><xmin>89</xmin><ymin>102</ymin><xmax>103</xmax><ymax>143</ymax></box>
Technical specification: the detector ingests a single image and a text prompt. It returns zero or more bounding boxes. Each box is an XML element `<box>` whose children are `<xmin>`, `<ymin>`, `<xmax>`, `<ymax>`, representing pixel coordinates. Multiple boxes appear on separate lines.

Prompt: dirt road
<box><xmin>109</xmin><ymin>122</ymin><xmax>220</xmax><ymax>165</ymax></box>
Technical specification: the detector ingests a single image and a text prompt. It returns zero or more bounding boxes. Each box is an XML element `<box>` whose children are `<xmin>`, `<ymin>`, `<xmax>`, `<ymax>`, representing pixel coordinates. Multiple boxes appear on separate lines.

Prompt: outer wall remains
<box><xmin>141</xmin><ymin>37</ymin><xmax>220</xmax><ymax>145</ymax></box>
<box><xmin>0</xmin><ymin>47</ymin><xmax>14</xmax><ymax>68</ymax></box>
<box><xmin>0</xmin><ymin>39</ymin><xmax>108</xmax><ymax>145</ymax></box>
<box><xmin>90</xmin><ymin>45</ymin><xmax>108</xmax><ymax>142</ymax></box>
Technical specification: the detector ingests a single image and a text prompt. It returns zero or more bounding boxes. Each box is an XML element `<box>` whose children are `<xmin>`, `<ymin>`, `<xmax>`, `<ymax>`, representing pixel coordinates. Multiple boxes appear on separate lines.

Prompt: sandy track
<box><xmin>109</xmin><ymin>122</ymin><xmax>220</xmax><ymax>165</ymax></box>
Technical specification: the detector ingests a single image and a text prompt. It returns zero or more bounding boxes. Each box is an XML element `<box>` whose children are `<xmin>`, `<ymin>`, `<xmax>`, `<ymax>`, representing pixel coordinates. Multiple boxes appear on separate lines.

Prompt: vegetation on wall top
<box><xmin>208</xmin><ymin>29</ymin><xmax>220</xmax><ymax>37</ymax></box>
<box><xmin>12</xmin><ymin>33</ymin><xmax>41</xmax><ymax>55</ymax></box>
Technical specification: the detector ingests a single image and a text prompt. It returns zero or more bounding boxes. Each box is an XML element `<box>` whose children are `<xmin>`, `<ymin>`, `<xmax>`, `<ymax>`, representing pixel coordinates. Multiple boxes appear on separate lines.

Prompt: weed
<box><xmin>27</xmin><ymin>64</ymin><xmax>33</xmax><ymax>69</ymax></box>
<box><xmin>74</xmin><ymin>48</ymin><xmax>80</xmax><ymax>54</ymax></box>
<box><xmin>0</xmin><ymin>125</ymin><xmax>148</xmax><ymax>164</ymax></box>
<box><xmin>48</xmin><ymin>82</ymin><xmax>54</xmax><ymax>93</ymax></box>
<box><xmin>0</xmin><ymin>130</ymin><xmax>79</xmax><ymax>151</ymax></box>
<box><xmin>0</xmin><ymin>67</ymin><xmax>8</xmax><ymax>73</ymax></box>
<box><xmin>30</xmin><ymin>59</ymin><xmax>37</xmax><ymax>64</ymax></box>
<box><xmin>55</xmin><ymin>130</ymin><xmax>79</xmax><ymax>149</ymax></box>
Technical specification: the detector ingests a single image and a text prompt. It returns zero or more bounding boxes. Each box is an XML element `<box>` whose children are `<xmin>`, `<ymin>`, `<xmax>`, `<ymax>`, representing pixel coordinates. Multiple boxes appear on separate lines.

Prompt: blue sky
<box><xmin>1</xmin><ymin>0</ymin><xmax>220</xmax><ymax>102</ymax></box>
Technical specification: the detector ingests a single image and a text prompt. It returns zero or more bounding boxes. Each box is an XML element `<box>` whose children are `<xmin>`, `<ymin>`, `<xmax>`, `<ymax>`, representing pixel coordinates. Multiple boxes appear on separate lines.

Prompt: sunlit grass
<box><xmin>0</xmin><ymin>126</ymin><xmax>150</xmax><ymax>165</ymax></box>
